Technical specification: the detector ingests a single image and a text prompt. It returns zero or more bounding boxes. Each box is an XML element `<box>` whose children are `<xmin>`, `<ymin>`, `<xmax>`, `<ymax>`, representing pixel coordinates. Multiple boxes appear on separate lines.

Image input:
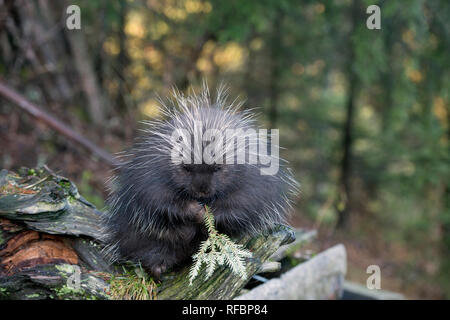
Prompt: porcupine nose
<box><xmin>193</xmin><ymin>176</ymin><xmax>210</xmax><ymax>197</ymax></box>
<box><xmin>197</xmin><ymin>183</ymin><xmax>209</xmax><ymax>196</ymax></box>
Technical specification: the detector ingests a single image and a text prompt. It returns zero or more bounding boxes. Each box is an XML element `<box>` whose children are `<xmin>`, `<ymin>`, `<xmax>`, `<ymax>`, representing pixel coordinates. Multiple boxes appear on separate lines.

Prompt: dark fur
<box><xmin>103</xmin><ymin>101</ymin><xmax>297</xmax><ymax>277</ymax></box>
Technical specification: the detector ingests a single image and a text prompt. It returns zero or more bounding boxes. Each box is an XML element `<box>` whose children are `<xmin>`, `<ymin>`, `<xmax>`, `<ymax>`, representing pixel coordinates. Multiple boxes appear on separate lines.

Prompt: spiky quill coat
<box><xmin>101</xmin><ymin>86</ymin><xmax>299</xmax><ymax>277</ymax></box>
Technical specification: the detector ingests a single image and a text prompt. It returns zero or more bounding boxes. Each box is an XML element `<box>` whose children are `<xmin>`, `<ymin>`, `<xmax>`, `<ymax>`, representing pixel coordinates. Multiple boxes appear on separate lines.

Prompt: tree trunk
<box><xmin>64</xmin><ymin>3</ymin><xmax>105</xmax><ymax>126</ymax></box>
<box><xmin>336</xmin><ymin>0</ymin><xmax>359</xmax><ymax>229</ymax></box>
<box><xmin>116</xmin><ymin>0</ymin><xmax>129</xmax><ymax>112</ymax></box>
<box><xmin>268</xmin><ymin>9</ymin><xmax>283</xmax><ymax>129</ymax></box>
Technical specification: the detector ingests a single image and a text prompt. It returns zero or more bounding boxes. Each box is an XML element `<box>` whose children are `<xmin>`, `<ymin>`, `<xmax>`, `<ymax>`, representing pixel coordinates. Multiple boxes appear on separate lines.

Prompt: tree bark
<box><xmin>268</xmin><ymin>8</ymin><xmax>283</xmax><ymax>129</ymax></box>
<box><xmin>336</xmin><ymin>0</ymin><xmax>359</xmax><ymax>229</ymax></box>
<box><xmin>116</xmin><ymin>0</ymin><xmax>129</xmax><ymax>112</ymax></box>
<box><xmin>63</xmin><ymin>5</ymin><xmax>105</xmax><ymax>126</ymax></box>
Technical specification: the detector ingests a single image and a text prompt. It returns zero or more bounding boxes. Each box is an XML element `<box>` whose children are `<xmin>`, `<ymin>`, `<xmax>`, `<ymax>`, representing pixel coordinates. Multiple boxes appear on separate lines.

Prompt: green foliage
<box><xmin>189</xmin><ymin>206</ymin><xmax>252</xmax><ymax>285</ymax></box>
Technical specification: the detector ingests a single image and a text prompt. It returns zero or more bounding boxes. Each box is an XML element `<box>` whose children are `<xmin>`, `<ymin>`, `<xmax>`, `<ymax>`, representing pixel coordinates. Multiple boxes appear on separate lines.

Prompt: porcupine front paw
<box><xmin>186</xmin><ymin>201</ymin><xmax>206</xmax><ymax>223</ymax></box>
<box><xmin>148</xmin><ymin>263</ymin><xmax>168</xmax><ymax>279</ymax></box>
<box><xmin>140</xmin><ymin>256</ymin><xmax>171</xmax><ymax>279</ymax></box>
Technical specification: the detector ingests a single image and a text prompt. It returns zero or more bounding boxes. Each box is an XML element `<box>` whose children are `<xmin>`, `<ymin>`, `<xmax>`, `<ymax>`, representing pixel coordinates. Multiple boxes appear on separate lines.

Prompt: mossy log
<box><xmin>0</xmin><ymin>167</ymin><xmax>295</xmax><ymax>300</ymax></box>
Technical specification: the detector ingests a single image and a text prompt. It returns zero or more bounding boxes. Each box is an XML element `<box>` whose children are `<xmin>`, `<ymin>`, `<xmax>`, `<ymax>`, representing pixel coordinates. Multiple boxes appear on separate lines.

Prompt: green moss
<box><xmin>51</xmin><ymin>282</ymin><xmax>99</xmax><ymax>300</ymax></box>
<box><xmin>0</xmin><ymin>287</ymin><xmax>8</xmax><ymax>298</ymax></box>
<box><xmin>53</xmin><ymin>285</ymin><xmax>86</xmax><ymax>300</ymax></box>
<box><xmin>55</xmin><ymin>264</ymin><xmax>77</xmax><ymax>274</ymax></box>
<box><xmin>52</xmin><ymin>264</ymin><xmax>103</xmax><ymax>300</ymax></box>
<box><xmin>58</xmin><ymin>180</ymin><xmax>71</xmax><ymax>189</ymax></box>
<box><xmin>67</xmin><ymin>195</ymin><xmax>80</xmax><ymax>203</ymax></box>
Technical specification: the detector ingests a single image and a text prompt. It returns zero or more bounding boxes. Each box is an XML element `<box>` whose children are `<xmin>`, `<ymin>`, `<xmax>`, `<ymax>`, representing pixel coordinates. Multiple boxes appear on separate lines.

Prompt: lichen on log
<box><xmin>0</xmin><ymin>167</ymin><xmax>296</xmax><ymax>300</ymax></box>
<box><xmin>0</xmin><ymin>167</ymin><xmax>102</xmax><ymax>238</ymax></box>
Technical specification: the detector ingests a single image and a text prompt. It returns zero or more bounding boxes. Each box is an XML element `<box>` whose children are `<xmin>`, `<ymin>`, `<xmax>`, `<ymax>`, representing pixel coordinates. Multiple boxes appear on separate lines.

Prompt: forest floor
<box><xmin>289</xmin><ymin>214</ymin><xmax>444</xmax><ymax>299</ymax></box>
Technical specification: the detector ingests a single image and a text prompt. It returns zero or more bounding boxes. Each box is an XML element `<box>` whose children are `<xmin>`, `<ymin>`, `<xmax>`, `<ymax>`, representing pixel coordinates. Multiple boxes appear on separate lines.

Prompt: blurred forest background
<box><xmin>0</xmin><ymin>0</ymin><xmax>448</xmax><ymax>298</ymax></box>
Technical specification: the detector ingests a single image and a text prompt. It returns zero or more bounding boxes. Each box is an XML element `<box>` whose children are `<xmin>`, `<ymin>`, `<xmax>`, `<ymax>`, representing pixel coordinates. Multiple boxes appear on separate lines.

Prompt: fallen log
<box><xmin>235</xmin><ymin>244</ymin><xmax>347</xmax><ymax>300</ymax></box>
<box><xmin>0</xmin><ymin>166</ymin><xmax>296</xmax><ymax>300</ymax></box>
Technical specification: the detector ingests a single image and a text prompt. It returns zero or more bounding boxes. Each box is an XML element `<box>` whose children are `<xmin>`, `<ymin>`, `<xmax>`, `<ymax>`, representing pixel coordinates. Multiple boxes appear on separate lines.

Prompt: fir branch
<box><xmin>188</xmin><ymin>205</ymin><xmax>252</xmax><ymax>285</ymax></box>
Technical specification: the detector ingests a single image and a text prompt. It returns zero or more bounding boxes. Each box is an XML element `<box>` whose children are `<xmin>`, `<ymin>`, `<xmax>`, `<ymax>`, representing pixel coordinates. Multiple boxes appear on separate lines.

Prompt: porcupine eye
<box><xmin>213</xmin><ymin>165</ymin><xmax>222</xmax><ymax>172</ymax></box>
<box><xmin>182</xmin><ymin>165</ymin><xmax>192</xmax><ymax>172</ymax></box>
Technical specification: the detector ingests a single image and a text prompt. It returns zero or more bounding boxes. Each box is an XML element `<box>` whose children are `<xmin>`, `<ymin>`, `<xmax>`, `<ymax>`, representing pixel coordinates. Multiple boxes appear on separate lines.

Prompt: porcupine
<box><xmin>101</xmin><ymin>86</ymin><xmax>299</xmax><ymax>278</ymax></box>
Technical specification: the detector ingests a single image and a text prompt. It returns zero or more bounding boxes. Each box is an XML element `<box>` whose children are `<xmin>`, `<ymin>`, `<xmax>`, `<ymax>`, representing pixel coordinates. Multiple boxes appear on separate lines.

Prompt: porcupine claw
<box><xmin>151</xmin><ymin>264</ymin><xmax>167</xmax><ymax>279</ymax></box>
<box><xmin>187</xmin><ymin>201</ymin><xmax>206</xmax><ymax>223</ymax></box>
